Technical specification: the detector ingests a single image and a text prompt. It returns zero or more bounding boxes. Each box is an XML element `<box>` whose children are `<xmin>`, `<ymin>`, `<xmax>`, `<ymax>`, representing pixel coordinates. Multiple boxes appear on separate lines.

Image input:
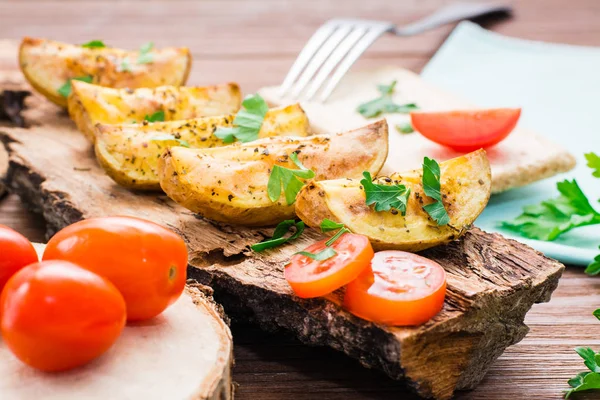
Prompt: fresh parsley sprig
<box><xmin>396</xmin><ymin>122</ymin><xmax>414</xmax><ymax>134</ymax></box>
<box><xmin>502</xmin><ymin>152</ymin><xmax>600</xmax><ymax>275</ymax></box>
<box><xmin>57</xmin><ymin>75</ymin><xmax>93</xmax><ymax>98</ymax></box>
<box><xmin>294</xmin><ymin>219</ymin><xmax>350</xmax><ymax>261</ymax></box>
<box><xmin>81</xmin><ymin>40</ymin><xmax>106</xmax><ymax>48</ymax></box>
<box><xmin>267</xmin><ymin>152</ymin><xmax>315</xmax><ymax>205</ymax></box>
<box><xmin>251</xmin><ymin>220</ymin><xmax>305</xmax><ymax>252</ymax></box>
<box><xmin>214</xmin><ymin>94</ymin><xmax>269</xmax><ymax>144</ymax></box>
<box><xmin>137</xmin><ymin>42</ymin><xmax>154</xmax><ymax>64</ymax></box>
<box><xmin>565</xmin><ymin>309</ymin><xmax>600</xmax><ymax>398</ymax></box>
<box><xmin>360</xmin><ymin>171</ymin><xmax>410</xmax><ymax>214</ymax></box>
<box><xmin>422</xmin><ymin>157</ymin><xmax>450</xmax><ymax>226</ymax></box>
<box><xmin>357</xmin><ymin>81</ymin><xmax>419</xmax><ymax>118</ymax></box>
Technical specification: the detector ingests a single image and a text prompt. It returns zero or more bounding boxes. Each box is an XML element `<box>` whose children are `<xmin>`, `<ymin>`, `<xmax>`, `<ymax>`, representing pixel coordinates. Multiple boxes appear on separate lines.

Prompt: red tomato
<box><xmin>410</xmin><ymin>108</ymin><xmax>521</xmax><ymax>152</ymax></box>
<box><xmin>43</xmin><ymin>216</ymin><xmax>188</xmax><ymax>321</ymax></box>
<box><xmin>285</xmin><ymin>233</ymin><xmax>374</xmax><ymax>298</ymax></box>
<box><xmin>1</xmin><ymin>260</ymin><xmax>126</xmax><ymax>372</ymax></box>
<box><xmin>0</xmin><ymin>225</ymin><xmax>38</xmax><ymax>293</ymax></box>
<box><xmin>343</xmin><ymin>251</ymin><xmax>446</xmax><ymax>326</ymax></box>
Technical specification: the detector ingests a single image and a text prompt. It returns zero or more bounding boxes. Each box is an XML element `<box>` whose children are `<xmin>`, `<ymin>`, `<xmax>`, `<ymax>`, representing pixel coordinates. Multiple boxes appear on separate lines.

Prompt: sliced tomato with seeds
<box><xmin>343</xmin><ymin>251</ymin><xmax>446</xmax><ymax>326</ymax></box>
<box><xmin>285</xmin><ymin>233</ymin><xmax>373</xmax><ymax>298</ymax></box>
<box><xmin>410</xmin><ymin>108</ymin><xmax>521</xmax><ymax>152</ymax></box>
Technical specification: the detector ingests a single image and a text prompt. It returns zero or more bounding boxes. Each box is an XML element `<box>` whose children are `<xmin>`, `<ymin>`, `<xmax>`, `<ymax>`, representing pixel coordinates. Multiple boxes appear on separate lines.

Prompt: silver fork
<box><xmin>279</xmin><ymin>3</ymin><xmax>511</xmax><ymax>102</ymax></box>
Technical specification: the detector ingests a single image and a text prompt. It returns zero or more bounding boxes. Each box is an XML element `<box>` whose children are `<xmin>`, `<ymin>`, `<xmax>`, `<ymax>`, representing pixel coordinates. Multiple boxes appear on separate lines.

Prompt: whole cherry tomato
<box><xmin>344</xmin><ymin>251</ymin><xmax>447</xmax><ymax>326</ymax></box>
<box><xmin>43</xmin><ymin>216</ymin><xmax>188</xmax><ymax>321</ymax></box>
<box><xmin>410</xmin><ymin>108</ymin><xmax>521</xmax><ymax>152</ymax></box>
<box><xmin>0</xmin><ymin>224</ymin><xmax>38</xmax><ymax>293</ymax></box>
<box><xmin>285</xmin><ymin>233</ymin><xmax>373</xmax><ymax>298</ymax></box>
<box><xmin>1</xmin><ymin>260</ymin><xmax>126</xmax><ymax>372</ymax></box>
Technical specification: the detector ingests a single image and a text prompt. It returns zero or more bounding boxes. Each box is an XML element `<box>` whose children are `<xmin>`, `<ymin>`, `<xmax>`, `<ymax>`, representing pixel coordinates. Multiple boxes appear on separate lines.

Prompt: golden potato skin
<box><xmin>158</xmin><ymin>120</ymin><xmax>389</xmax><ymax>226</ymax></box>
<box><xmin>95</xmin><ymin>104</ymin><xmax>311</xmax><ymax>190</ymax></box>
<box><xmin>19</xmin><ymin>37</ymin><xmax>192</xmax><ymax>108</ymax></box>
<box><xmin>295</xmin><ymin>149</ymin><xmax>491</xmax><ymax>251</ymax></box>
<box><xmin>68</xmin><ymin>80</ymin><xmax>242</xmax><ymax>141</ymax></box>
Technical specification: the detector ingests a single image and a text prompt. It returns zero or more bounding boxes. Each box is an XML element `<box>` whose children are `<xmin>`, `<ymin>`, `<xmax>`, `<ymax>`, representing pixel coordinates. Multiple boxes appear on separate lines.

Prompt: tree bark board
<box><xmin>0</xmin><ymin>245</ymin><xmax>234</xmax><ymax>400</ymax></box>
<box><xmin>0</xmin><ymin>86</ymin><xmax>565</xmax><ymax>399</ymax></box>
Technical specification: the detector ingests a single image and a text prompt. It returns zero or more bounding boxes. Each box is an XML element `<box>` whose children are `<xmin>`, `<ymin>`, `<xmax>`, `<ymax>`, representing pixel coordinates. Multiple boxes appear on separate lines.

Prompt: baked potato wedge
<box><xmin>19</xmin><ymin>37</ymin><xmax>192</xmax><ymax>108</ymax></box>
<box><xmin>158</xmin><ymin>120</ymin><xmax>389</xmax><ymax>226</ymax></box>
<box><xmin>69</xmin><ymin>80</ymin><xmax>241</xmax><ymax>141</ymax></box>
<box><xmin>295</xmin><ymin>149</ymin><xmax>491</xmax><ymax>251</ymax></box>
<box><xmin>95</xmin><ymin>103</ymin><xmax>311</xmax><ymax>190</ymax></box>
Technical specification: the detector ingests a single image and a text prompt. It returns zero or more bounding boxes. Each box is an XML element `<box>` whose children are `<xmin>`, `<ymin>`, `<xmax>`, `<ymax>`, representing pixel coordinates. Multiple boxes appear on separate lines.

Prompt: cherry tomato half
<box><xmin>43</xmin><ymin>216</ymin><xmax>188</xmax><ymax>321</ymax></box>
<box><xmin>1</xmin><ymin>260</ymin><xmax>126</xmax><ymax>372</ymax></box>
<box><xmin>285</xmin><ymin>233</ymin><xmax>374</xmax><ymax>298</ymax></box>
<box><xmin>343</xmin><ymin>251</ymin><xmax>446</xmax><ymax>326</ymax></box>
<box><xmin>410</xmin><ymin>108</ymin><xmax>521</xmax><ymax>152</ymax></box>
<box><xmin>0</xmin><ymin>225</ymin><xmax>38</xmax><ymax>293</ymax></box>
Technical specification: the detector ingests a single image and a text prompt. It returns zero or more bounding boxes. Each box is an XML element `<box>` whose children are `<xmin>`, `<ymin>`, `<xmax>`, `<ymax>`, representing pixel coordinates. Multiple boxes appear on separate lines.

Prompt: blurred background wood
<box><xmin>1</xmin><ymin>0</ymin><xmax>600</xmax><ymax>398</ymax></box>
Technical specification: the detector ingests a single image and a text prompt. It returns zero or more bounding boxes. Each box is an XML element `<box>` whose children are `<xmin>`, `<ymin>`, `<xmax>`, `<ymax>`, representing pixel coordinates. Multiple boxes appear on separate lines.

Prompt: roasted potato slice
<box><xmin>158</xmin><ymin>120</ymin><xmax>389</xmax><ymax>226</ymax></box>
<box><xmin>295</xmin><ymin>150</ymin><xmax>491</xmax><ymax>251</ymax></box>
<box><xmin>19</xmin><ymin>37</ymin><xmax>192</xmax><ymax>108</ymax></box>
<box><xmin>95</xmin><ymin>104</ymin><xmax>311</xmax><ymax>190</ymax></box>
<box><xmin>69</xmin><ymin>80</ymin><xmax>241</xmax><ymax>141</ymax></box>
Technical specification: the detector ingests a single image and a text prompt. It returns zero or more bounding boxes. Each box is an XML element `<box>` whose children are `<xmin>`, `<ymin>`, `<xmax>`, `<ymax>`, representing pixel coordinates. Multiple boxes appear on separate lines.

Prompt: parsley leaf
<box><xmin>251</xmin><ymin>220</ymin><xmax>305</xmax><ymax>252</ymax></box>
<box><xmin>585</xmin><ymin>248</ymin><xmax>600</xmax><ymax>275</ymax></box>
<box><xmin>565</xmin><ymin>314</ymin><xmax>600</xmax><ymax>399</ymax></box>
<box><xmin>137</xmin><ymin>42</ymin><xmax>154</xmax><ymax>64</ymax></box>
<box><xmin>360</xmin><ymin>171</ymin><xmax>410</xmax><ymax>214</ymax></box>
<box><xmin>120</xmin><ymin>58</ymin><xmax>132</xmax><ymax>72</ymax></box>
<box><xmin>357</xmin><ymin>80</ymin><xmax>419</xmax><ymax>118</ymax></box>
<box><xmin>57</xmin><ymin>75</ymin><xmax>93</xmax><ymax>97</ymax></box>
<box><xmin>320</xmin><ymin>219</ymin><xmax>345</xmax><ymax>232</ymax></box>
<box><xmin>150</xmin><ymin>135</ymin><xmax>190</xmax><ymax>148</ymax></box>
<box><xmin>144</xmin><ymin>110</ymin><xmax>165</xmax><ymax>122</ymax></box>
<box><xmin>396</xmin><ymin>122</ymin><xmax>414</xmax><ymax>134</ymax></box>
<box><xmin>422</xmin><ymin>157</ymin><xmax>450</xmax><ymax>226</ymax></box>
<box><xmin>267</xmin><ymin>152</ymin><xmax>315</xmax><ymax>205</ymax></box>
<box><xmin>295</xmin><ymin>248</ymin><xmax>337</xmax><ymax>261</ymax></box>
<box><xmin>586</xmin><ymin>152</ymin><xmax>600</xmax><ymax>178</ymax></box>
<box><xmin>81</xmin><ymin>40</ymin><xmax>106</xmax><ymax>48</ymax></box>
<box><xmin>214</xmin><ymin>94</ymin><xmax>269</xmax><ymax>144</ymax></box>
<box><xmin>502</xmin><ymin>180</ymin><xmax>600</xmax><ymax>241</ymax></box>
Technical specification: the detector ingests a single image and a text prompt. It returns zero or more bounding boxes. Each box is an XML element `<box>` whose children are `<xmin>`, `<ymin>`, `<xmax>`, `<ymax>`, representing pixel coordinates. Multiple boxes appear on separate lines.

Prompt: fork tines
<box><xmin>279</xmin><ymin>19</ymin><xmax>394</xmax><ymax>103</ymax></box>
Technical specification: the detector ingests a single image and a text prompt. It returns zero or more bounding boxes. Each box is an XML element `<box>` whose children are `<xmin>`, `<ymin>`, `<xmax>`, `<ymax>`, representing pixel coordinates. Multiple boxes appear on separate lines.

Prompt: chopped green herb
<box><xmin>295</xmin><ymin>248</ymin><xmax>337</xmax><ymax>261</ymax></box>
<box><xmin>214</xmin><ymin>94</ymin><xmax>269</xmax><ymax>143</ymax></box>
<box><xmin>267</xmin><ymin>152</ymin><xmax>315</xmax><ymax>205</ymax></box>
<box><xmin>81</xmin><ymin>40</ymin><xmax>106</xmax><ymax>48</ymax></box>
<box><xmin>360</xmin><ymin>171</ymin><xmax>410</xmax><ymax>215</ymax></box>
<box><xmin>144</xmin><ymin>110</ymin><xmax>165</xmax><ymax>122</ymax></box>
<box><xmin>251</xmin><ymin>220</ymin><xmax>305</xmax><ymax>252</ymax></box>
<box><xmin>357</xmin><ymin>80</ymin><xmax>419</xmax><ymax>118</ymax></box>
<box><xmin>565</xmin><ymin>309</ymin><xmax>600</xmax><ymax>398</ymax></box>
<box><xmin>396</xmin><ymin>122</ymin><xmax>414</xmax><ymax>134</ymax></box>
<box><xmin>150</xmin><ymin>134</ymin><xmax>190</xmax><ymax>148</ymax></box>
<box><xmin>137</xmin><ymin>41</ymin><xmax>154</xmax><ymax>64</ymax></box>
<box><xmin>320</xmin><ymin>218</ymin><xmax>345</xmax><ymax>232</ymax></box>
<box><xmin>57</xmin><ymin>75</ymin><xmax>93</xmax><ymax>97</ymax></box>
<box><xmin>422</xmin><ymin>157</ymin><xmax>450</xmax><ymax>226</ymax></box>
<box><xmin>325</xmin><ymin>226</ymin><xmax>350</xmax><ymax>247</ymax></box>
<box><xmin>586</xmin><ymin>152</ymin><xmax>600</xmax><ymax>178</ymax></box>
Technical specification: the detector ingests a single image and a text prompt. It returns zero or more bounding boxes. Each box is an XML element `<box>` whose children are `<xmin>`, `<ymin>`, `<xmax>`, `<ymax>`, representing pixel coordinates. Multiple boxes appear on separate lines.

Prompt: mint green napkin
<box><xmin>421</xmin><ymin>21</ymin><xmax>600</xmax><ymax>265</ymax></box>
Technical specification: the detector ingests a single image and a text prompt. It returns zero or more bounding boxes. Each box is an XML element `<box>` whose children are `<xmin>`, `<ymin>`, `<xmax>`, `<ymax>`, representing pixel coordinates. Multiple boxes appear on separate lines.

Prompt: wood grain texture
<box><xmin>0</xmin><ymin>70</ymin><xmax>563</xmax><ymax>399</ymax></box>
<box><xmin>1</xmin><ymin>1</ymin><xmax>599</xmax><ymax>399</ymax></box>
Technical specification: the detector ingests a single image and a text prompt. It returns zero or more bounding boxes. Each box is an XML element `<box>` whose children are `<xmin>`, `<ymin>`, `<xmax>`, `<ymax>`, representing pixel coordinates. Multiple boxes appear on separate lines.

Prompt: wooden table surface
<box><xmin>2</xmin><ymin>1</ymin><xmax>600</xmax><ymax>399</ymax></box>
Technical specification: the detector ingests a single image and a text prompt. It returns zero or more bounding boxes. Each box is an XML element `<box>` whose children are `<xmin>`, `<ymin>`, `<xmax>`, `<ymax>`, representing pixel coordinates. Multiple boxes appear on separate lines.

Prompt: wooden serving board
<box><xmin>0</xmin><ymin>243</ymin><xmax>234</xmax><ymax>400</ymax></box>
<box><xmin>0</xmin><ymin>89</ymin><xmax>566</xmax><ymax>399</ymax></box>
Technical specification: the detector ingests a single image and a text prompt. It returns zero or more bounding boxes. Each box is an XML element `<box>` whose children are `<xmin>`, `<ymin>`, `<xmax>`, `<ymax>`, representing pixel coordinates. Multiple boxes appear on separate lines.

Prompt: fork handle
<box><xmin>394</xmin><ymin>3</ymin><xmax>511</xmax><ymax>36</ymax></box>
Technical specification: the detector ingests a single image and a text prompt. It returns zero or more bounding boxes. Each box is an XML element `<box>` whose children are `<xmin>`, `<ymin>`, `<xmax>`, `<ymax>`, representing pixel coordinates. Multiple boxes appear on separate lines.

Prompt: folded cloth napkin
<box><xmin>422</xmin><ymin>21</ymin><xmax>600</xmax><ymax>265</ymax></box>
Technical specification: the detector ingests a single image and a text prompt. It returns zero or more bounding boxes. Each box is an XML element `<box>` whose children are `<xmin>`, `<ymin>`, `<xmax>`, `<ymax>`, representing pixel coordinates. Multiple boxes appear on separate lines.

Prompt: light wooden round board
<box><xmin>0</xmin><ymin>244</ymin><xmax>234</xmax><ymax>400</ymax></box>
